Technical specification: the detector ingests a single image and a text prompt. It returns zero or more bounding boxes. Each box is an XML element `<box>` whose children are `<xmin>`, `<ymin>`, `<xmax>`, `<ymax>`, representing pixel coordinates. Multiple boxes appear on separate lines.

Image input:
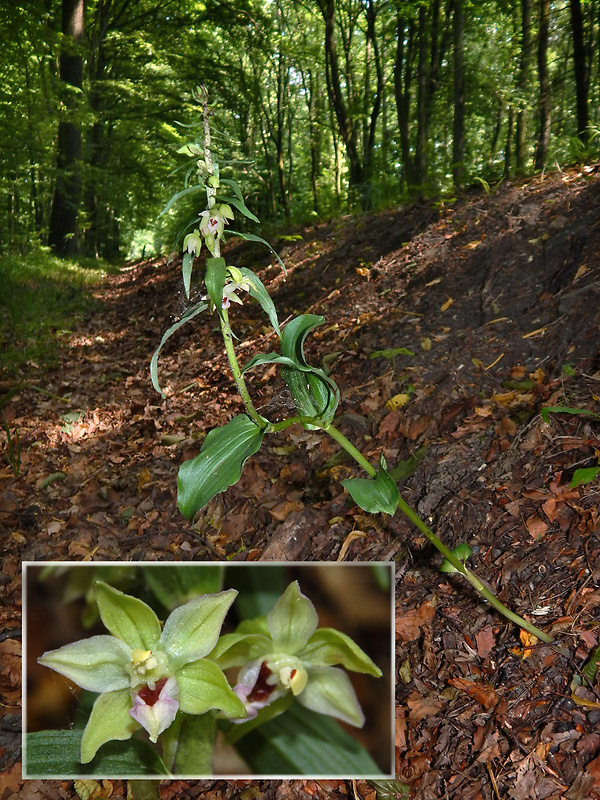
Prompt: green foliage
<box><xmin>0</xmin><ymin>250</ymin><xmax>108</xmax><ymax>370</ymax></box>
<box><xmin>177</xmin><ymin>415</ymin><xmax>265</xmax><ymax>519</ymax></box>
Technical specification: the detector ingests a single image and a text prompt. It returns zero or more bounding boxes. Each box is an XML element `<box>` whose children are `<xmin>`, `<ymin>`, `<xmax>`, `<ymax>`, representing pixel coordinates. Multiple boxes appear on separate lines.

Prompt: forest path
<box><xmin>3</xmin><ymin>166</ymin><xmax>600</xmax><ymax>798</ymax></box>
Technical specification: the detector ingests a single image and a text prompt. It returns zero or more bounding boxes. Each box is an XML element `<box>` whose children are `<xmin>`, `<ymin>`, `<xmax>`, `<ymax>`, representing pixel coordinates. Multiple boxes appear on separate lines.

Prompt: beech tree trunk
<box><xmin>516</xmin><ymin>0</ymin><xmax>532</xmax><ymax>174</ymax></box>
<box><xmin>452</xmin><ymin>0</ymin><xmax>465</xmax><ymax>190</ymax></box>
<box><xmin>534</xmin><ymin>0</ymin><xmax>551</xmax><ymax>171</ymax></box>
<box><xmin>48</xmin><ymin>0</ymin><xmax>84</xmax><ymax>257</ymax></box>
<box><xmin>570</xmin><ymin>0</ymin><xmax>589</xmax><ymax>144</ymax></box>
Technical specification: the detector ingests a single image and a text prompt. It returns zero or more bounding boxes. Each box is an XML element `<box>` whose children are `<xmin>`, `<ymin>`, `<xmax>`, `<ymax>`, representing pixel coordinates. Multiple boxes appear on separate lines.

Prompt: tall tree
<box><xmin>452</xmin><ymin>0</ymin><xmax>465</xmax><ymax>190</ymax></box>
<box><xmin>534</xmin><ymin>0</ymin><xmax>551</xmax><ymax>171</ymax></box>
<box><xmin>516</xmin><ymin>0</ymin><xmax>533</xmax><ymax>174</ymax></box>
<box><xmin>569</xmin><ymin>0</ymin><xmax>589</xmax><ymax>144</ymax></box>
<box><xmin>48</xmin><ymin>0</ymin><xmax>85</xmax><ymax>256</ymax></box>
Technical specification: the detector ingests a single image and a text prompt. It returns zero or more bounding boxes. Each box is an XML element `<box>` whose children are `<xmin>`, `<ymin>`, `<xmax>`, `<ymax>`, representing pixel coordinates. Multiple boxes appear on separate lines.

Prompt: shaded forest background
<box><xmin>2</xmin><ymin>0</ymin><xmax>600</xmax><ymax>261</ymax></box>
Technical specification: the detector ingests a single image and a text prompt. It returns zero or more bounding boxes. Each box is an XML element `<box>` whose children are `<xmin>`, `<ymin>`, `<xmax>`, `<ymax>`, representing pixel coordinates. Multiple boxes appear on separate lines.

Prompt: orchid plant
<box><xmin>27</xmin><ymin>565</ymin><xmax>387</xmax><ymax>780</ymax></box>
<box><xmin>152</xmin><ymin>87</ymin><xmax>552</xmax><ymax>647</ymax></box>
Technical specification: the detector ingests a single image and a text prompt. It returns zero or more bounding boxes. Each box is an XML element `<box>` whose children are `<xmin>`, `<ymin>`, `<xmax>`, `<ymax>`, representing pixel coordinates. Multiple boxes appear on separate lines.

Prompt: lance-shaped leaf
<box><xmin>278</xmin><ymin>315</ymin><xmax>340</xmax><ymax>426</ymax></box>
<box><xmin>182</xmin><ymin>250</ymin><xmax>194</xmax><ymax>299</ymax></box>
<box><xmin>151</xmin><ymin>302</ymin><xmax>208</xmax><ymax>398</ymax></box>
<box><xmin>158</xmin><ymin>185</ymin><xmax>202</xmax><ymax>217</ymax></box>
<box><xmin>342</xmin><ymin>455</ymin><xmax>399</xmax><ymax>515</ymax></box>
<box><xmin>205</xmin><ymin>257</ymin><xmax>227</xmax><ymax>314</ymax></box>
<box><xmin>238</xmin><ymin>267</ymin><xmax>281</xmax><ymax>336</ymax></box>
<box><xmin>216</xmin><ymin>194</ymin><xmax>260</xmax><ymax>223</ymax></box>
<box><xmin>178</xmin><ymin>414</ymin><xmax>264</xmax><ymax>519</ymax></box>
<box><xmin>229</xmin><ymin>230</ymin><xmax>287</xmax><ymax>274</ymax></box>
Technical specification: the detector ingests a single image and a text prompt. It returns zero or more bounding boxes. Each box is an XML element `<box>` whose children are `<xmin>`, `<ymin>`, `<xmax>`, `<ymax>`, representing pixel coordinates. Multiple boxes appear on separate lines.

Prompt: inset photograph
<box><xmin>24</xmin><ymin>561</ymin><xmax>393</xmax><ymax>779</ymax></box>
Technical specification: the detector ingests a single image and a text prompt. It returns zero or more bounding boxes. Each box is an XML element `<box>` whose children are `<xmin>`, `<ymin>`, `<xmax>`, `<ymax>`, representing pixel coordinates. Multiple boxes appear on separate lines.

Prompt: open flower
<box><xmin>37</xmin><ymin>582</ymin><xmax>245</xmax><ymax>763</ymax></box>
<box><xmin>210</xmin><ymin>581</ymin><xmax>382</xmax><ymax>727</ymax></box>
<box><xmin>199</xmin><ymin>204</ymin><xmax>234</xmax><ymax>255</ymax></box>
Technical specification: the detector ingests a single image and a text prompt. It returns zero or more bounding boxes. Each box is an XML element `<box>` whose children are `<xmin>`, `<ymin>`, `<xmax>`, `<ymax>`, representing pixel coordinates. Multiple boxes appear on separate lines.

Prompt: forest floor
<box><xmin>2</xmin><ymin>165</ymin><xmax>600</xmax><ymax>799</ymax></box>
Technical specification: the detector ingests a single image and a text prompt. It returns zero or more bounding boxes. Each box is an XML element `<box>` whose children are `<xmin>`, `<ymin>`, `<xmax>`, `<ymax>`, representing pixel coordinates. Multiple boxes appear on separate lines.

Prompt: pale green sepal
<box><xmin>160</xmin><ymin>589</ymin><xmax>237</xmax><ymax>669</ymax></box>
<box><xmin>38</xmin><ymin>635</ymin><xmax>131</xmax><ymax>693</ymax></box>
<box><xmin>301</xmin><ymin>628</ymin><xmax>383</xmax><ymax>676</ymax></box>
<box><xmin>298</xmin><ymin>666</ymin><xmax>365</xmax><ymax>728</ymax></box>
<box><xmin>177</xmin><ymin>658</ymin><xmax>246</xmax><ymax>718</ymax></box>
<box><xmin>267</xmin><ymin>581</ymin><xmax>318</xmax><ymax>654</ymax></box>
<box><xmin>236</xmin><ymin>615</ymin><xmax>270</xmax><ymax>636</ymax></box>
<box><xmin>94</xmin><ymin>582</ymin><xmax>161</xmax><ymax>651</ymax></box>
<box><xmin>80</xmin><ymin>688</ymin><xmax>139</xmax><ymax>763</ymax></box>
<box><xmin>209</xmin><ymin>631</ymin><xmax>271</xmax><ymax>668</ymax></box>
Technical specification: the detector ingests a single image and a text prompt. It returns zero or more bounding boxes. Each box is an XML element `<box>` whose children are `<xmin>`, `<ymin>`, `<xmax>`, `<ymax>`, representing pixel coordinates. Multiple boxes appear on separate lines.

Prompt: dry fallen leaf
<box><xmin>440</xmin><ymin>297</ymin><xmax>454</xmax><ymax>312</ymax></box>
<box><xmin>449</xmin><ymin>676</ymin><xmax>499</xmax><ymax>710</ymax></box>
<box><xmin>396</xmin><ymin>599</ymin><xmax>436</xmax><ymax>642</ymax></box>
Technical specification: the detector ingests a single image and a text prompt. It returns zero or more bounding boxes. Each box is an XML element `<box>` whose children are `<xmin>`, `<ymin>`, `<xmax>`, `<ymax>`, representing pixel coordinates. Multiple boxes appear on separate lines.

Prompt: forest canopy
<box><xmin>2</xmin><ymin>0</ymin><xmax>599</xmax><ymax>260</ymax></box>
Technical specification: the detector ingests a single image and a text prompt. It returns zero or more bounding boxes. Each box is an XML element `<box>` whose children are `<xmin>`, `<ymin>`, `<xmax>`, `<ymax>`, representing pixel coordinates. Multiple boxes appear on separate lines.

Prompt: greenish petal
<box><xmin>301</xmin><ymin>629</ymin><xmax>383</xmax><ymax>676</ymax></box>
<box><xmin>160</xmin><ymin>589</ymin><xmax>237</xmax><ymax>670</ymax></box>
<box><xmin>94</xmin><ymin>581</ymin><xmax>161</xmax><ymax>651</ymax></box>
<box><xmin>177</xmin><ymin>658</ymin><xmax>246</xmax><ymax>718</ymax></box>
<box><xmin>298</xmin><ymin>666</ymin><xmax>365</xmax><ymax>727</ymax></box>
<box><xmin>209</xmin><ymin>632</ymin><xmax>271</xmax><ymax>669</ymax></box>
<box><xmin>267</xmin><ymin>581</ymin><xmax>318</xmax><ymax>655</ymax></box>
<box><xmin>38</xmin><ymin>635</ymin><xmax>131</xmax><ymax>693</ymax></box>
<box><xmin>80</xmin><ymin>689</ymin><xmax>138</xmax><ymax>763</ymax></box>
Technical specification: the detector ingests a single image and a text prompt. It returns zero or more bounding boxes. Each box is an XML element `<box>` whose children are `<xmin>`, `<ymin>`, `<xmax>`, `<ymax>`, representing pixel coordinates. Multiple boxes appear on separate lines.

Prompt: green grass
<box><xmin>0</xmin><ymin>249</ymin><xmax>117</xmax><ymax>373</ymax></box>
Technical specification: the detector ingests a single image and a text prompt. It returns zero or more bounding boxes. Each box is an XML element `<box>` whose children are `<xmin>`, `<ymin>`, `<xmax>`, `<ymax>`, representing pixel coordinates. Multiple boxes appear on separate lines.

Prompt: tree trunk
<box><xmin>318</xmin><ymin>0</ymin><xmax>364</xmax><ymax>201</ymax></box>
<box><xmin>516</xmin><ymin>0</ymin><xmax>532</xmax><ymax>174</ymax></box>
<box><xmin>394</xmin><ymin>14</ymin><xmax>415</xmax><ymax>190</ymax></box>
<box><xmin>415</xmin><ymin>4</ymin><xmax>428</xmax><ymax>188</ymax></box>
<box><xmin>504</xmin><ymin>105</ymin><xmax>515</xmax><ymax>178</ymax></box>
<box><xmin>48</xmin><ymin>0</ymin><xmax>84</xmax><ymax>257</ymax></box>
<box><xmin>452</xmin><ymin>0</ymin><xmax>465</xmax><ymax>190</ymax></box>
<box><xmin>534</xmin><ymin>0</ymin><xmax>551</xmax><ymax>171</ymax></box>
<box><xmin>570</xmin><ymin>0</ymin><xmax>589</xmax><ymax>144</ymax></box>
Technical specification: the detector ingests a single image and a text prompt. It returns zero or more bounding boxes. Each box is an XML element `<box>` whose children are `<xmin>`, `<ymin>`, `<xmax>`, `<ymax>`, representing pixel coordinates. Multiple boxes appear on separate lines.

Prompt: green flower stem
<box><xmin>324</xmin><ymin>424</ymin><xmax>378</xmax><ymax>478</ymax></box>
<box><xmin>220</xmin><ymin>307</ymin><xmax>267</xmax><ymax>429</ymax></box>
<box><xmin>395</xmin><ymin>495</ymin><xmax>553</xmax><ymax>643</ymax></box>
<box><xmin>323</xmin><ymin>424</ymin><xmax>553</xmax><ymax>644</ymax></box>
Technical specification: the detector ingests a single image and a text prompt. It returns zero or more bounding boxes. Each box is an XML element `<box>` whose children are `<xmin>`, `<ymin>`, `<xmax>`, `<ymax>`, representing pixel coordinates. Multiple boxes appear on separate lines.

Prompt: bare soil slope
<box><xmin>2</xmin><ymin>166</ymin><xmax>600</xmax><ymax>799</ymax></box>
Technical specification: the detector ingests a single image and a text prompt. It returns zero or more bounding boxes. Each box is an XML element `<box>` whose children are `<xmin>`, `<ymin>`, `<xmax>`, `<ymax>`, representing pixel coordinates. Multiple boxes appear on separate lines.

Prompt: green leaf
<box><xmin>94</xmin><ymin>582</ymin><xmax>161</xmax><ymax>651</ymax></box>
<box><xmin>158</xmin><ymin>185</ymin><xmax>202</xmax><ymax>218</ymax></box>
<box><xmin>219</xmin><ymin>178</ymin><xmax>246</xmax><ymax>204</ymax></box>
<box><xmin>440</xmin><ymin>543</ymin><xmax>473</xmax><ymax>574</ymax></box>
<box><xmin>370</xmin><ymin>347</ymin><xmax>415</xmax><ymax>359</ymax></box>
<box><xmin>143</xmin><ymin>565</ymin><xmax>223</xmax><ymax>612</ymax></box>
<box><xmin>205</xmin><ymin>257</ymin><xmax>227</xmax><ymax>314</ymax></box>
<box><xmin>178</xmin><ymin>414</ymin><xmax>264</xmax><ymax>519</ymax></box>
<box><xmin>24</xmin><ymin>729</ymin><xmax>168</xmax><ymax>777</ymax></box>
<box><xmin>151</xmin><ymin>302</ymin><xmax>208</xmax><ymax>398</ymax></box>
<box><xmin>368</xmin><ymin>780</ymin><xmax>410</xmax><ymax>800</ymax></box>
<box><xmin>216</xmin><ymin>194</ymin><xmax>259</xmax><ymax>223</ymax></box>
<box><xmin>182</xmin><ymin>251</ymin><xmax>194</xmax><ymax>300</ymax></box>
<box><xmin>233</xmin><ymin>702</ymin><xmax>384</xmax><ymax>776</ymax></box>
<box><xmin>389</xmin><ymin>446</ymin><xmax>428</xmax><ymax>481</ymax></box>
<box><xmin>570</xmin><ymin>465</ymin><xmax>600</xmax><ymax>487</ymax></box>
<box><xmin>239</xmin><ymin>267</ymin><xmax>281</xmax><ymax>336</ymax></box>
<box><xmin>342</xmin><ymin>457</ymin><xmax>399</xmax><ymax>515</ymax></box>
<box><xmin>581</xmin><ymin>644</ymin><xmax>600</xmax><ymax>687</ymax></box>
<box><xmin>228</xmin><ymin>230</ymin><xmax>287</xmax><ymax>274</ymax></box>
<box><xmin>242</xmin><ymin>352</ymin><xmax>298</xmax><ymax>373</ymax></box>
<box><xmin>541</xmin><ymin>405</ymin><xmax>600</xmax><ymax>423</ymax></box>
